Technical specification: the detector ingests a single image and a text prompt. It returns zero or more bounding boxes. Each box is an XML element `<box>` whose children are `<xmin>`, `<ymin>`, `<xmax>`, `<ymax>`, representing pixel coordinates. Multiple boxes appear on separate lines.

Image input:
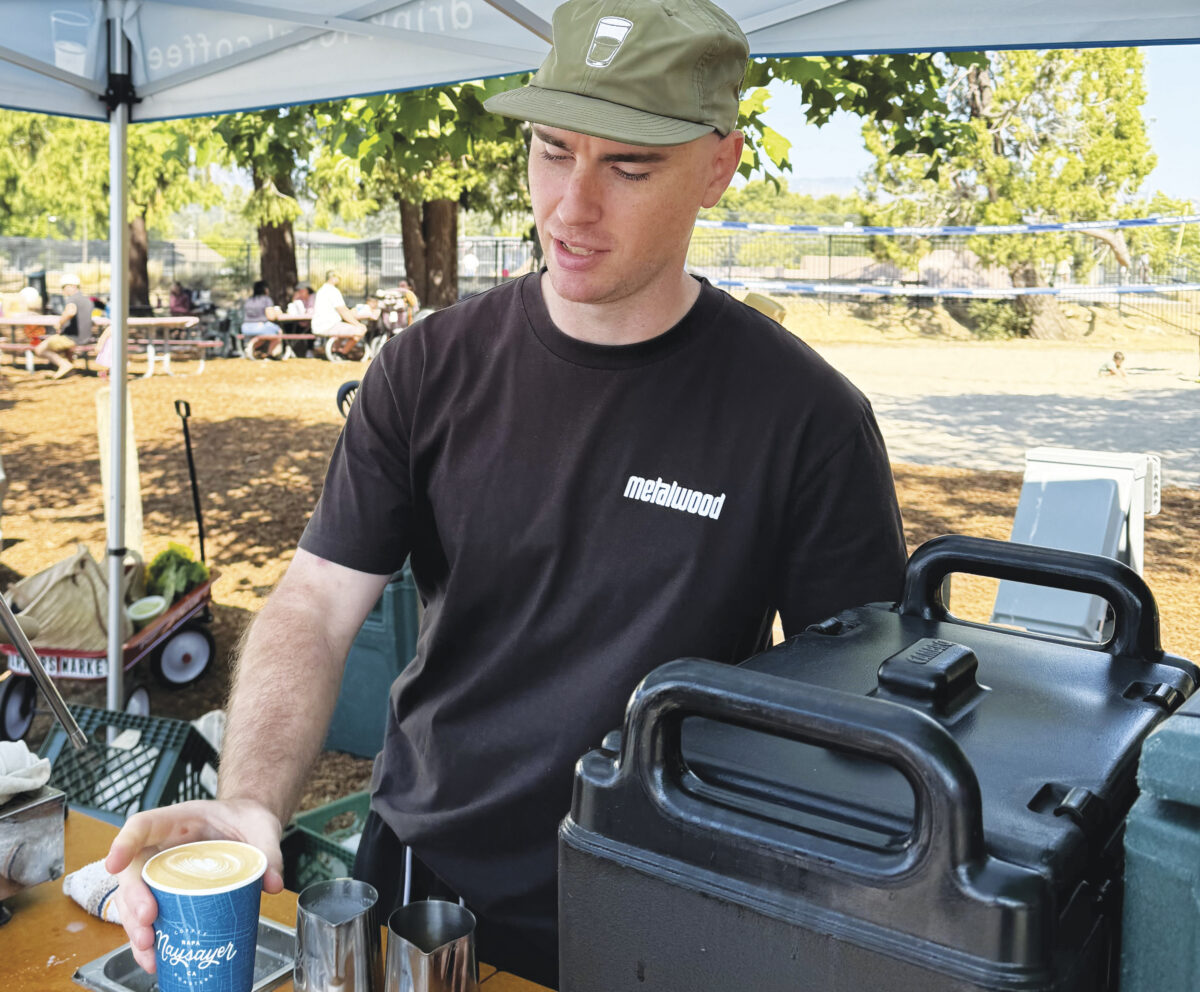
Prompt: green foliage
<box><xmin>962</xmin><ymin>299</ymin><xmax>1030</xmax><ymax>339</ymax></box>
<box><xmin>0</xmin><ymin>110</ymin><xmax>218</xmax><ymax>239</ymax></box>
<box><xmin>313</xmin><ymin>76</ymin><xmax>532</xmax><ymax>219</ymax></box>
<box><xmin>146</xmin><ymin>543</ymin><xmax>210</xmax><ymax>604</ymax></box>
<box><xmin>0</xmin><ymin>111</ymin><xmax>108</xmax><ymax>239</ymax></box>
<box><xmin>861</xmin><ymin>48</ymin><xmax>1157</xmax><ymax>279</ymax></box>
<box><xmin>703</xmin><ymin>180</ymin><xmax>864</xmax><ymax>225</ymax></box>
<box><xmin>1125</xmin><ymin>193</ymin><xmax>1200</xmax><ymax>274</ymax></box>
<box><xmin>738</xmin><ymin>53</ymin><xmax>982</xmax><ymax>180</ymax></box>
<box><xmin>212</xmin><ymin>108</ymin><xmax>315</xmax><ymax>226</ymax></box>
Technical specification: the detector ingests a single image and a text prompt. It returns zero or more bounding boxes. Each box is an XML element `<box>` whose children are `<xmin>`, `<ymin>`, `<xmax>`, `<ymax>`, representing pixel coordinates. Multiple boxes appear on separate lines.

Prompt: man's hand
<box><xmin>105</xmin><ymin>798</ymin><xmax>284</xmax><ymax>974</ymax></box>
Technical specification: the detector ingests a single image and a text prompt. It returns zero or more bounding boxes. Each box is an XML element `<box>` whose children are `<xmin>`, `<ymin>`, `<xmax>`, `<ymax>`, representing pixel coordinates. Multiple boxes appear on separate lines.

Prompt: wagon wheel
<box><xmin>337</xmin><ymin>380</ymin><xmax>360</xmax><ymax>419</ymax></box>
<box><xmin>325</xmin><ymin>336</ymin><xmax>364</xmax><ymax>363</ymax></box>
<box><xmin>151</xmin><ymin>622</ymin><xmax>215</xmax><ymax>688</ymax></box>
<box><xmin>124</xmin><ymin>683</ymin><xmax>151</xmax><ymax>717</ymax></box>
<box><xmin>0</xmin><ymin>674</ymin><xmax>36</xmax><ymax>741</ymax></box>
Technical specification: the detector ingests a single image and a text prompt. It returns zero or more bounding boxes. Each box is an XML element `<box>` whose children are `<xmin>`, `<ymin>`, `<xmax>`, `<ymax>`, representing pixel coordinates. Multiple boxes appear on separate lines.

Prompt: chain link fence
<box><xmin>0</xmin><ymin>235</ymin><xmax>538</xmax><ymax>309</ymax></box>
<box><xmin>2</xmin><ymin>229</ymin><xmax>1196</xmax><ymax>338</ymax></box>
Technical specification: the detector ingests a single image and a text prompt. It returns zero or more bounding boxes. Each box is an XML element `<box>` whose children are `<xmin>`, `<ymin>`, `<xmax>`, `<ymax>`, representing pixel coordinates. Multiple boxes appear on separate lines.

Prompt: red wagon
<box><xmin>0</xmin><ymin>570</ymin><xmax>219</xmax><ymax>741</ymax></box>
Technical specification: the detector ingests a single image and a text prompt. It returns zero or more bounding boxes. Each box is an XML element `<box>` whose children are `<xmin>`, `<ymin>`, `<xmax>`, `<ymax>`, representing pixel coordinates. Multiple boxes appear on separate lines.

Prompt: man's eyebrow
<box><xmin>532</xmin><ymin>126</ymin><xmax>667</xmax><ymax>164</ymax></box>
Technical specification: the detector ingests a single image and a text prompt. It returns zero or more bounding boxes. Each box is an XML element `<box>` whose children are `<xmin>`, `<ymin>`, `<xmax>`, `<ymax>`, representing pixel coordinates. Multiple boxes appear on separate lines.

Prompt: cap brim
<box><xmin>484</xmin><ymin>85</ymin><xmax>713</xmax><ymax>147</ymax></box>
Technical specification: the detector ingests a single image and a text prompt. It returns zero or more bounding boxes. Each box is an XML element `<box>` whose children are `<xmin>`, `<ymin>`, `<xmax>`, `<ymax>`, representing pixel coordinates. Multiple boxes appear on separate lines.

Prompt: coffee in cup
<box><xmin>143</xmin><ymin>840</ymin><xmax>267</xmax><ymax>992</ymax></box>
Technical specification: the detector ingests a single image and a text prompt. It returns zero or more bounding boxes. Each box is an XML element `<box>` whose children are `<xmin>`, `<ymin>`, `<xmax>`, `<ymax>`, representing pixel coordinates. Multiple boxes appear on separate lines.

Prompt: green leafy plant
<box><xmin>146</xmin><ymin>543</ymin><xmax>210</xmax><ymax>604</ymax></box>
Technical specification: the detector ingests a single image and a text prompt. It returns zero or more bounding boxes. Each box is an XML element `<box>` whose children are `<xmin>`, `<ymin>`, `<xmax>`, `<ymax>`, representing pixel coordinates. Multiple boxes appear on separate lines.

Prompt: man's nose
<box><xmin>556</xmin><ymin>166</ymin><xmax>603</xmax><ymax>227</ymax></box>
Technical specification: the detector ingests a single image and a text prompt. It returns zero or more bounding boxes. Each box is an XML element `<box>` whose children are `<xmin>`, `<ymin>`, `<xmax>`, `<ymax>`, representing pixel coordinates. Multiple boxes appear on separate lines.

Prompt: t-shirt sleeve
<box><xmin>298</xmin><ymin>356</ymin><xmax>414</xmax><ymax>575</ymax></box>
<box><xmin>775</xmin><ymin>407</ymin><xmax>907</xmax><ymax>635</ymax></box>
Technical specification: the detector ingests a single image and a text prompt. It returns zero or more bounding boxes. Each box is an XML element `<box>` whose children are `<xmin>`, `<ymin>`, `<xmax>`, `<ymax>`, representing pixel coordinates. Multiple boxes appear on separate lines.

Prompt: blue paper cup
<box><xmin>142</xmin><ymin>840</ymin><xmax>268</xmax><ymax>992</ymax></box>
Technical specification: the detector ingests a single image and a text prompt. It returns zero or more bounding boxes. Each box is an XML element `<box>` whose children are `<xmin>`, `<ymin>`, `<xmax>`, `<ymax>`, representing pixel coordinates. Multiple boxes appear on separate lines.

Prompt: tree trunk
<box><xmin>252</xmin><ymin>169</ymin><xmax>299</xmax><ymax>303</ymax></box>
<box><xmin>399</xmin><ymin>197</ymin><xmax>458</xmax><ymax>309</ymax></box>
<box><xmin>129</xmin><ymin>213</ymin><xmax>150</xmax><ymax>309</ymax></box>
<box><xmin>1010</xmin><ymin>260</ymin><xmax>1075</xmax><ymax>340</ymax></box>
<box><xmin>258</xmin><ymin>219</ymin><xmax>297</xmax><ymax>304</ymax></box>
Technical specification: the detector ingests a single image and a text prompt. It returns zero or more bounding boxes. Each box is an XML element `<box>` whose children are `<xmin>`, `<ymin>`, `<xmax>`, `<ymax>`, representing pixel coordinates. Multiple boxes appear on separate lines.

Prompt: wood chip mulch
<box><xmin>2</xmin><ymin>356</ymin><xmax>1197</xmax><ymax>814</ymax></box>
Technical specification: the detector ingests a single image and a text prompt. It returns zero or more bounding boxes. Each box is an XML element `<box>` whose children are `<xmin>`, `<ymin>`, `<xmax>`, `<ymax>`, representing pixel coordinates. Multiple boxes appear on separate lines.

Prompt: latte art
<box><xmin>144</xmin><ymin>840</ymin><xmax>267</xmax><ymax>892</ymax></box>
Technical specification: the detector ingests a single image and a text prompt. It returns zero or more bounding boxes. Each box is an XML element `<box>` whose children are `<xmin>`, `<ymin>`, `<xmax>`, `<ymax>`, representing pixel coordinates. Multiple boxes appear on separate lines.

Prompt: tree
<box><xmin>127</xmin><ymin>119</ymin><xmax>219</xmax><ymax>307</ymax></box>
<box><xmin>0</xmin><ymin>110</ymin><xmax>213</xmax><ymax>307</ymax></box>
<box><xmin>0</xmin><ymin>111</ymin><xmax>108</xmax><ymax>245</ymax></box>
<box><xmin>859</xmin><ymin>48</ymin><xmax>1156</xmax><ymax>338</ymax></box>
<box><xmin>738</xmin><ymin>53</ymin><xmax>982</xmax><ymax>183</ymax></box>
<box><xmin>318</xmin><ymin>77</ymin><xmax>530</xmax><ymax>309</ymax></box>
<box><xmin>213</xmin><ymin>108</ymin><xmax>318</xmax><ymax>303</ymax></box>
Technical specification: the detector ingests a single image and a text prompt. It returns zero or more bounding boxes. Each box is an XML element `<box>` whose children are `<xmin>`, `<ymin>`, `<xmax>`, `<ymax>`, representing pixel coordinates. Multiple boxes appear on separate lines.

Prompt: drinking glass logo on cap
<box><xmin>585</xmin><ymin>16</ymin><xmax>633</xmax><ymax>67</ymax></box>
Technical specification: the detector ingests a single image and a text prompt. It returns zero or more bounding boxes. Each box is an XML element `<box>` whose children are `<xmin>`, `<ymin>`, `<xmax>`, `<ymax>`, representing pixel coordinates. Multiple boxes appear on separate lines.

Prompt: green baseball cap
<box><xmin>484</xmin><ymin>0</ymin><xmax>748</xmax><ymax>147</ymax></box>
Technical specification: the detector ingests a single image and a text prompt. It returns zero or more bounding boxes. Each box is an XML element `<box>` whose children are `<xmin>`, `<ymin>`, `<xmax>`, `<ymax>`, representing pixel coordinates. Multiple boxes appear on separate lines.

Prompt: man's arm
<box><xmin>106</xmin><ymin>548</ymin><xmax>389</xmax><ymax>972</ymax></box>
<box><xmin>56</xmin><ymin>302</ymin><xmax>77</xmax><ymax>331</ymax></box>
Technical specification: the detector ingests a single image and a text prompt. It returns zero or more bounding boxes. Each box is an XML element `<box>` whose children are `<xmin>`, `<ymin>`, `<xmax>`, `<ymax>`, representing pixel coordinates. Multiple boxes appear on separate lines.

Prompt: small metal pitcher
<box><xmin>386</xmin><ymin>899</ymin><xmax>478</xmax><ymax>992</ymax></box>
<box><xmin>294</xmin><ymin>878</ymin><xmax>383</xmax><ymax>992</ymax></box>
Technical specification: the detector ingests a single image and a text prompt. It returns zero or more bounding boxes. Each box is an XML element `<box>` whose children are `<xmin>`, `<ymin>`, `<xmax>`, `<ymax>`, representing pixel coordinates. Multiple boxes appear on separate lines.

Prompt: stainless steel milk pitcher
<box><xmin>385</xmin><ymin>899</ymin><xmax>478</xmax><ymax>992</ymax></box>
<box><xmin>294</xmin><ymin>878</ymin><xmax>383</xmax><ymax>992</ymax></box>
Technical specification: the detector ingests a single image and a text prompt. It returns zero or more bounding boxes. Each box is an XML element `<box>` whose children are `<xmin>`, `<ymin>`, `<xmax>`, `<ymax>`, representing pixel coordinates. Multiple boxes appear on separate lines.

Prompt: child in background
<box><xmin>1099</xmin><ymin>351</ymin><xmax>1127</xmax><ymax>378</ymax></box>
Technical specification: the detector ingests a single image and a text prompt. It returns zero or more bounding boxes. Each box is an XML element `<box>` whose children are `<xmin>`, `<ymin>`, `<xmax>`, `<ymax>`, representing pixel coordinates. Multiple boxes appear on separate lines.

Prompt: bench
<box><xmin>235</xmin><ymin>332</ymin><xmax>317</xmax><ymax>360</ymax></box>
<box><xmin>1</xmin><ymin>338</ymin><xmax>220</xmax><ymax>377</ymax></box>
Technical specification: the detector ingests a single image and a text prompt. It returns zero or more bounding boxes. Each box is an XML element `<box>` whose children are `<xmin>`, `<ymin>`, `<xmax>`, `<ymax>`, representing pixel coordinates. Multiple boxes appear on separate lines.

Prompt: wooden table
<box><xmin>2</xmin><ymin>811</ymin><xmax>550</xmax><ymax>990</ymax></box>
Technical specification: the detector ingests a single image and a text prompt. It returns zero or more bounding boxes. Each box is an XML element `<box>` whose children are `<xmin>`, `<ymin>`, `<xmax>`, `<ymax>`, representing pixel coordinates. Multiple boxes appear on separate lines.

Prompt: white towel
<box><xmin>0</xmin><ymin>739</ymin><xmax>51</xmax><ymax>802</ymax></box>
<box><xmin>61</xmin><ymin>858</ymin><xmax>122</xmax><ymax>923</ymax></box>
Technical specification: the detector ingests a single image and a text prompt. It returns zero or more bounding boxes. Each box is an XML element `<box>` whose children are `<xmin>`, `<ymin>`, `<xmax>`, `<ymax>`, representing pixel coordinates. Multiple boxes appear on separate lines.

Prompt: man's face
<box><xmin>297</xmin><ymin>288</ymin><xmax>312</xmax><ymax>302</ymax></box>
<box><xmin>528</xmin><ymin>125</ymin><xmax>742</xmax><ymax>308</ymax></box>
<box><xmin>63</xmin><ymin>283</ymin><xmax>79</xmax><ymax>294</ymax></box>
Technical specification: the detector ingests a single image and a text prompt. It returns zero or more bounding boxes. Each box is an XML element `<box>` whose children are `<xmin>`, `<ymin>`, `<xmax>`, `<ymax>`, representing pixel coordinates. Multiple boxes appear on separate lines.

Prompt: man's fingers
<box><xmin>263</xmin><ymin>865</ymin><xmax>284</xmax><ymax>895</ymax></box>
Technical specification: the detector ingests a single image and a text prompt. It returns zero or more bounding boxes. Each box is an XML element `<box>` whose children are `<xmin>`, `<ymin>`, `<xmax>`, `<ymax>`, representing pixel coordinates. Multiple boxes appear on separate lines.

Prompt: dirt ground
<box><xmin>2</xmin><ymin>334</ymin><xmax>1199</xmax><ymax>814</ymax></box>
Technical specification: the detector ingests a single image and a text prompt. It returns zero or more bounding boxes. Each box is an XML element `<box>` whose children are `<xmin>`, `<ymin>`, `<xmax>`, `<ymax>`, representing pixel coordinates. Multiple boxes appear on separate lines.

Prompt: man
<box><xmin>312</xmin><ymin>269</ymin><xmax>367</xmax><ymax>357</ymax></box>
<box><xmin>33</xmin><ymin>274</ymin><xmax>91</xmax><ymax>379</ymax></box>
<box><xmin>107</xmin><ymin>0</ymin><xmax>906</xmax><ymax>986</ymax></box>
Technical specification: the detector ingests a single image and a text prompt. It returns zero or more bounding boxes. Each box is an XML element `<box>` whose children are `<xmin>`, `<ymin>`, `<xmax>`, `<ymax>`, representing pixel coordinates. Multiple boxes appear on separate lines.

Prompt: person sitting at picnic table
<box><xmin>312</xmin><ymin>270</ymin><xmax>367</xmax><ymax>358</ymax></box>
<box><xmin>268</xmin><ymin>280</ymin><xmax>317</xmax><ymax>357</ymax></box>
<box><xmin>242</xmin><ymin>280</ymin><xmax>285</xmax><ymax>358</ymax></box>
<box><xmin>168</xmin><ymin>281</ymin><xmax>194</xmax><ymax>316</ymax></box>
<box><xmin>397</xmin><ymin>279</ymin><xmax>419</xmax><ymax>323</ymax></box>
<box><xmin>286</xmin><ymin>281</ymin><xmax>316</xmax><ymax>317</ymax></box>
<box><xmin>32</xmin><ymin>273</ymin><xmax>92</xmax><ymax>380</ymax></box>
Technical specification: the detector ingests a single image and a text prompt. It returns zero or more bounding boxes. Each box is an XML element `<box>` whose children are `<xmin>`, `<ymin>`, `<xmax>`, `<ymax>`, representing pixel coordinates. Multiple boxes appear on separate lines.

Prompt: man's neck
<box><xmin>541</xmin><ymin>269</ymin><xmax>701</xmax><ymax>346</ymax></box>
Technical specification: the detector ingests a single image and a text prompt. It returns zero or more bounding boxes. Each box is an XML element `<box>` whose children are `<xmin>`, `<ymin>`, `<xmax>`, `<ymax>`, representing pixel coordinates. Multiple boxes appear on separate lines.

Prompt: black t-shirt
<box><xmin>300</xmin><ymin>273</ymin><xmax>906</xmax><ymax>928</ymax></box>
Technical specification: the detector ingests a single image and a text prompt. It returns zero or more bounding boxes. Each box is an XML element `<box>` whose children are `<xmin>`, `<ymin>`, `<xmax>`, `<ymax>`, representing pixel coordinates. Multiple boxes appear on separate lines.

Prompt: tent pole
<box><xmin>106</xmin><ymin>8</ymin><xmax>130</xmax><ymax>716</ymax></box>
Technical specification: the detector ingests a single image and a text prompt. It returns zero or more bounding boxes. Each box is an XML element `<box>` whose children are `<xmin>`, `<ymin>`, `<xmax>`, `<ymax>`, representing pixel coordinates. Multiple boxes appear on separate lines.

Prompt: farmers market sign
<box><xmin>4</xmin><ymin>651</ymin><xmax>107</xmax><ymax>679</ymax></box>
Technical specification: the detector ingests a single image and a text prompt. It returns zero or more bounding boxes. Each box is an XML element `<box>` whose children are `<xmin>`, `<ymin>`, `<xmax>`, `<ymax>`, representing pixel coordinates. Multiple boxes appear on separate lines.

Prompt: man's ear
<box><xmin>701</xmin><ymin>130</ymin><xmax>745</xmax><ymax>209</ymax></box>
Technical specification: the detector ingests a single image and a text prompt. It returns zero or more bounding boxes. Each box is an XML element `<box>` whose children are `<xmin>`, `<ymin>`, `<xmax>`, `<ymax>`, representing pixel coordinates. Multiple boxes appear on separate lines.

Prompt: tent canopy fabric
<box><xmin>2</xmin><ymin>0</ymin><xmax>1198</xmax><ymax>124</ymax></box>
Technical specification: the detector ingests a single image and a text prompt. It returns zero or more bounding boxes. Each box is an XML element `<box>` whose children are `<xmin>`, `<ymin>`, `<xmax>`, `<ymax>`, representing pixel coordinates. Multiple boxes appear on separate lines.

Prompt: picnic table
<box><xmin>0</xmin><ymin>313</ymin><xmax>215</xmax><ymax>377</ymax></box>
<box><xmin>238</xmin><ymin>310</ymin><xmax>316</xmax><ymax>359</ymax></box>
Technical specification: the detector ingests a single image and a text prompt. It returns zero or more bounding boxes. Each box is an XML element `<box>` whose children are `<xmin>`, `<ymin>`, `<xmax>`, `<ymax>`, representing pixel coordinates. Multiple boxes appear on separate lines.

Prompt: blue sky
<box><xmin>756</xmin><ymin>45</ymin><xmax>1199</xmax><ymax>204</ymax></box>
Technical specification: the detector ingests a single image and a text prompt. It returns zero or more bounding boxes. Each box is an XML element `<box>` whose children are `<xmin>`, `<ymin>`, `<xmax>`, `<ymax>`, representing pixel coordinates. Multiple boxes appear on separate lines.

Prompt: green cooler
<box><xmin>324</xmin><ymin>566</ymin><xmax>420</xmax><ymax>759</ymax></box>
<box><xmin>1122</xmin><ymin>692</ymin><xmax>1200</xmax><ymax>990</ymax></box>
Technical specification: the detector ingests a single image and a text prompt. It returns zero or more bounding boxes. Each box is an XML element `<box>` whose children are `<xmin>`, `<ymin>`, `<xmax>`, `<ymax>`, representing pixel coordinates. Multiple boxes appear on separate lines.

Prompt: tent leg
<box><xmin>106</xmin><ymin>14</ymin><xmax>130</xmax><ymax>716</ymax></box>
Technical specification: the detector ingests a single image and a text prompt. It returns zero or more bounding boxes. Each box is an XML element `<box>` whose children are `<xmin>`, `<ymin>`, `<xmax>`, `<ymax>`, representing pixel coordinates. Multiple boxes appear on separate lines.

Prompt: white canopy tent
<box><xmin>0</xmin><ymin>0</ymin><xmax>1197</xmax><ymax>714</ymax></box>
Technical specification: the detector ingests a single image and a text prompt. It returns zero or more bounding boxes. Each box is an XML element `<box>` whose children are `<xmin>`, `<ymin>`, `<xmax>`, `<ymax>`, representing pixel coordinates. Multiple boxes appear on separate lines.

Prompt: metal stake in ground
<box><xmin>174</xmin><ymin>399</ymin><xmax>206</xmax><ymax>563</ymax></box>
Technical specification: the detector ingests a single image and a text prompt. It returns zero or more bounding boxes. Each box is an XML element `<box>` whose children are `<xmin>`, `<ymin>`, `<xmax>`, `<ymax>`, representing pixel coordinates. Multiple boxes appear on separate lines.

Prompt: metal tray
<box><xmin>73</xmin><ymin>915</ymin><xmax>295</xmax><ymax>992</ymax></box>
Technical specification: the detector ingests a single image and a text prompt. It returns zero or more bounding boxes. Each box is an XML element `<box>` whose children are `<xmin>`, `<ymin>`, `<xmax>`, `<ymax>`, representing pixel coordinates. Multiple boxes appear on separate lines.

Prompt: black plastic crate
<box><xmin>39</xmin><ymin>705</ymin><xmax>218</xmax><ymax>826</ymax></box>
